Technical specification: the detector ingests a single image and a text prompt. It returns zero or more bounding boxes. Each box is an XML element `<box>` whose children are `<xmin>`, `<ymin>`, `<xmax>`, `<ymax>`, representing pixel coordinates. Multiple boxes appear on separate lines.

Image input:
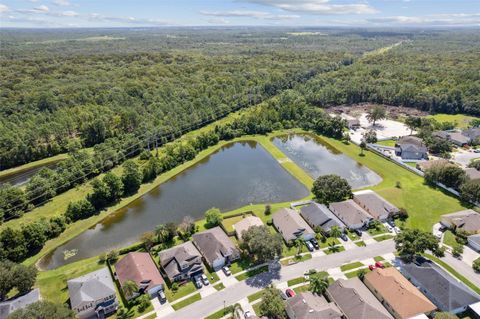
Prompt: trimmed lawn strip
<box><xmin>318</xmin><ymin>237</ymin><xmax>340</xmax><ymax>249</ymax></box>
<box><xmin>345</xmin><ymin>268</ymin><xmax>370</xmax><ymax>279</ymax></box>
<box><xmin>247</xmin><ymin>290</ymin><xmax>265</xmax><ymax>303</ymax></box>
<box><xmin>287</xmin><ymin>277</ymin><xmax>306</xmax><ymax>287</ymax></box>
<box><xmin>171</xmin><ymin>293</ymin><xmax>201</xmax><ymax>311</ymax></box>
<box><xmin>142</xmin><ymin>314</ymin><xmax>157</xmax><ymax>319</ymax></box>
<box><xmin>324</xmin><ymin>246</ymin><xmax>345</xmax><ymax>255</ymax></box>
<box><xmin>164</xmin><ymin>282</ymin><xmax>196</xmax><ymax>302</ymax></box>
<box><xmin>340</xmin><ymin>261</ymin><xmax>364</xmax><ymax>272</ymax></box>
<box><xmin>443</xmin><ymin>230</ymin><xmax>457</xmax><ymax>247</ymax></box>
<box><xmin>281</xmin><ymin>253</ymin><xmax>312</xmax><ymax>266</ymax></box>
<box><xmin>293</xmin><ymin>284</ymin><xmax>309</xmax><ymax>294</ymax></box>
<box><xmin>376</xmin><ymin>139</ymin><xmax>396</xmax><ymax>147</ymax></box>
<box><xmin>355</xmin><ymin>241</ymin><xmax>366</xmax><ymax>247</ymax></box>
<box><xmin>213</xmin><ymin>283</ymin><xmax>225</xmax><ymax>291</ymax></box>
<box><xmin>235</xmin><ymin>265</ymin><xmax>269</xmax><ymax>281</ymax></box>
<box><xmin>374</xmin><ymin>256</ymin><xmax>385</xmax><ymax>262</ymax></box>
<box><xmin>367</xmin><ymin>225</ymin><xmax>388</xmax><ymax>236</ymax></box>
<box><xmin>205</xmin><ymin>306</ymin><xmax>235</xmax><ymax>319</ymax></box>
<box><xmin>374</xmin><ymin>234</ymin><xmax>395</xmax><ymax>242</ymax></box>
<box><xmin>423</xmin><ymin>254</ymin><xmax>480</xmax><ymax>295</ymax></box>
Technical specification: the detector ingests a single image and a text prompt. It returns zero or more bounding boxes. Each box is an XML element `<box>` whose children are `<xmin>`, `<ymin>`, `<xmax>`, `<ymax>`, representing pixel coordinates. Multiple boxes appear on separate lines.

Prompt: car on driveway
<box><xmin>385</xmin><ymin>224</ymin><xmax>394</xmax><ymax>233</ymax></box>
<box><xmin>244</xmin><ymin>310</ymin><xmax>252</xmax><ymax>318</ymax></box>
<box><xmin>158</xmin><ymin>290</ymin><xmax>166</xmax><ymax>303</ymax></box>
<box><xmin>201</xmin><ymin>274</ymin><xmax>210</xmax><ymax>285</ymax></box>
<box><xmin>340</xmin><ymin>233</ymin><xmax>348</xmax><ymax>242</ymax></box>
<box><xmin>306</xmin><ymin>241</ymin><xmax>314</xmax><ymax>252</ymax></box>
<box><xmin>222</xmin><ymin>266</ymin><xmax>231</xmax><ymax>276</ymax></box>
<box><xmin>285</xmin><ymin>288</ymin><xmax>296</xmax><ymax>298</ymax></box>
<box><xmin>310</xmin><ymin>238</ymin><xmax>319</xmax><ymax>250</ymax></box>
<box><xmin>368</xmin><ymin>264</ymin><xmax>376</xmax><ymax>270</ymax></box>
<box><xmin>280</xmin><ymin>291</ymin><xmax>288</xmax><ymax>300</ymax></box>
<box><xmin>375</xmin><ymin>261</ymin><xmax>385</xmax><ymax>269</ymax></box>
<box><xmin>194</xmin><ymin>275</ymin><xmax>203</xmax><ymax>288</ymax></box>
<box><xmin>354</xmin><ymin>229</ymin><xmax>362</xmax><ymax>237</ymax></box>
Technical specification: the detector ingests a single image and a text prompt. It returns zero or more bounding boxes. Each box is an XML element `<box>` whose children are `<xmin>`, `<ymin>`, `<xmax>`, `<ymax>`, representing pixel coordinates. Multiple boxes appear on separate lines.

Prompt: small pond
<box><xmin>40</xmin><ymin>141</ymin><xmax>308</xmax><ymax>269</ymax></box>
<box><xmin>272</xmin><ymin>134</ymin><xmax>382</xmax><ymax>189</ymax></box>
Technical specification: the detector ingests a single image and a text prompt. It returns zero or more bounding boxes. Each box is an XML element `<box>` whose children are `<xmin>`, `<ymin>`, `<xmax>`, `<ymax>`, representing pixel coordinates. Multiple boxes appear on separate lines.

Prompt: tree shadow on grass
<box><xmin>244</xmin><ymin>268</ymin><xmax>280</xmax><ymax>288</ymax></box>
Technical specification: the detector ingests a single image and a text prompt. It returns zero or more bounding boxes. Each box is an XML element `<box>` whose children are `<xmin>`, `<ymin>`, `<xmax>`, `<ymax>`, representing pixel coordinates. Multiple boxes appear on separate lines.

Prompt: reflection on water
<box><xmin>272</xmin><ymin>134</ymin><xmax>382</xmax><ymax>189</ymax></box>
<box><xmin>41</xmin><ymin>141</ymin><xmax>308</xmax><ymax>269</ymax></box>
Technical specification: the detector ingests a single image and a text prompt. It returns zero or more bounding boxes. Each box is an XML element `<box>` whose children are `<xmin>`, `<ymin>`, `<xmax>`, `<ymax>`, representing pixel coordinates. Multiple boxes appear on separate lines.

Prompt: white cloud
<box><xmin>58</xmin><ymin>10</ymin><xmax>77</xmax><ymax>16</ymax></box>
<box><xmin>367</xmin><ymin>13</ymin><xmax>480</xmax><ymax>26</ymax></box>
<box><xmin>52</xmin><ymin>0</ymin><xmax>70</xmax><ymax>6</ymax></box>
<box><xmin>200</xmin><ymin>9</ymin><xmax>300</xmax><ymax>20</ymax></box>
<box><xmin>87</xmin><ymin>13</ymin><xmax>171</xmax><ymax>25</ymax></box>
<box><xmin>0</xmin><ymin>4</ymin><xmax>9</xmax><ymax>13</ymax></box>
<box><xmin>207</xmin><ymin>17</ymin><xmax>230</xmax><ymax>24</ymax></box>
<box><xmin>240</xmin><ymin>0</ymin><xmax>378</xmax><ymax>15</ymax></box>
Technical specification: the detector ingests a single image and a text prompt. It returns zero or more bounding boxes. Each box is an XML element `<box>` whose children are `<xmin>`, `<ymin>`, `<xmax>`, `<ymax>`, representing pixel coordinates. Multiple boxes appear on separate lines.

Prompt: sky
<box><xmin>0</xmin><ymin>0</ymin><xmax>479</xmax><ymax>28</ymax></box>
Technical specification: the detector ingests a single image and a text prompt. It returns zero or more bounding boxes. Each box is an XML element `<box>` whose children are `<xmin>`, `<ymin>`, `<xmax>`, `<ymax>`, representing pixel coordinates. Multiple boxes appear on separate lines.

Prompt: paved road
<box><xmin>161</xmin><ymin>240</ymin><xmax>395</xmax><ymax>319</ymax></box>
<box><xmin>441</xmin><ymin>253</ymin><xmax>480</xmax><ymax>288</ymax></box>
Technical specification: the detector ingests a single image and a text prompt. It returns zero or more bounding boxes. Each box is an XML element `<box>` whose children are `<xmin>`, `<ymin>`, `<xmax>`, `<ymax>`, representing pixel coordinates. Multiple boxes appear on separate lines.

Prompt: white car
<box><xmin>385</xmin><ymin>224</ymin><xmax>394</xmax><ymax>233</ymax></box>
<box><xmin>222</xmin><ymin>266</ymin><xmax>231</xmax><ymax>276</ymax></box>
<box><xmin>244</xmin><ymin>310</ymin><xmax>252</xmax><ymax>318</ymax></box>
<box><xmin>201</xmin><ymin>274</ymin><xmax>210</xmax><ymax>285</ymax></box>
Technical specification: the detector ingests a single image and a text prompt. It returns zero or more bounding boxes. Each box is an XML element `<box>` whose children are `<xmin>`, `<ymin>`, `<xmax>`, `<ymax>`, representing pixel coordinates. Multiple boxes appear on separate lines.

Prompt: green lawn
<box><xmin>376</xmin><ymin>139</ymin><xmax>396</xmax><ymax>147</ymax></box>
<box><xmin>340</xmin><ymin>261</ymin><xmax>364</xmax><ymax>272</ymax></box>
<box><xmin>427</xmin><ymin>114</ymin><xmax>478</xmax><ymax>129</ymax></box>
<box><xmin>164</xmin><ymin>282</ymin><xmax>196</xmax><ymax>302</ymax></box>
<box><xmin>213</xmin><ymin>283</ymin><xmax>225</xmax><ymax>291</ymax></box>
<box><xmin>374</xmin><ymin>234</ymin><xmax>395</xmax><ymax>242</ymax></box>
<box><xmin>345</xmin><ymin>268</ymin><xmax>370</xmax><ymax>279</ymax></box>
<box><xmin>443</xmin><ymin>230</ymin><xmax>458</xmax><ymax>247</ymax></box>
<box><xmin>367</xmin><ymin>224</ymin><xmax>388</xmax><ymax>236</ymax></box>
<box><xmin>229</xmin><ymin>258</ymin><xmax>255</xmax><ymax>274</ymax></box>
<box><xmin>221</xmin><ymin>213</ymin><xmax>253</xmax><ymax>233</ymax></box>
<box><xmin>321</xmin><ymin>136</ymin><xmax>466</xmax><ymax>232</ymax></box>
<box><xmin>142</xmin><ymin>314</ymin><xmax>157</xmax><ymax>319</ymax></box>
<box><xmin>324</xmin><ymin>246</ymin><xmax>345</xmax><ymax>255</ymax></box>
<box><xmin>346</xmin><ymin>230</ymin><xmax>360</xmax><ymax>241</ymax></box>
<box><xmin>235</xmin><ymin>265</ymin><xmax>269</xmax><ymax>281</ymax></box>
<box><xmin>281</xmin><ymin>253</ymin><xmax>312</xmax><ymax>266</ymax></box>
<box><xmin>318</xmin><ymin>237</ymin><xmax>340</xmax><ymax>249</ymax></box>
<box><xmin>292</xmin><ymin>284</ymin><xmax>309</xmax><ymax>294</ymax></box>
<box><xmin>374</xmin><ymin>256</ymin><xmax>385</xmax><ymax>262</ymax></box>
<box><xmin>287</xmin><ymin>277</ymin><xmax>306</xmax><ymax>287</ymax></box>
<box><xmin>247</xmin><ymin>290</ymin><xmax>265</xmax><ymax>303</ymax></box>
<box><xmin>171</xmin><ymin>293</ymin><xmax>201</xmax><ymax>311</ymax></box>
<box><xmin>355</xmin><ymin>241</ymin><xmax>366</xmax><ymax>247</ymax></box>
<box><xmin>204</xmin><ymin>306</ymin><xmax>235</xmax><ymax>319</ymax></box>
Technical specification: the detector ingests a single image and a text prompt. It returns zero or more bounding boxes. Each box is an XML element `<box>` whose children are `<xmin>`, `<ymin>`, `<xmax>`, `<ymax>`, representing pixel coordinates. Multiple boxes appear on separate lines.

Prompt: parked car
<box><xmin>222</xmin><ymin>266</ymin><xmax>231</xmax><ymax>276</ymax></box>
<box><xmin>305</xmin><ymin>241</ymin><xmax>314</xmax><ymax>252</ymax></box>
<box><xmin>474</xmin><ymin>149</ymin><xmax>480</xmax><ymax>153</ymax></box>
<box><xmin>368</xmin><ymin>264</ymin><xmax>376</xmax><ymax>270</ymax></box>
<box><xmin>310</xmin><ymin>238</ymin><xmax>319</xmax><ymax>249</ymax></box>
<box><xmin>340</xmin><ymin>233</ymin><xmax>348</xmax><ymax>242</ymax></box>
<box><xmin>201</xmin><ymin>274</ymin><xmax>210</xmax><ymax>286</ymax></box>
<box><xmin>280</xmin><ymin>291</ymin><xmax>288</xmax><ymax>300</ymax></box>
<box><xmin>354</xmin><ymin>229</ymin><xmax>362</xmax><ymax>236</ymax></box>
<box><xmin>394</xmin><ymin>226</ymin><xmax>401</xmax><ymax>233</ymax></box>
<box><xmin>158</xmin><ymin>290</ymin><xmax>166</xmax><ymax>303</ymax></box>
<box><xmin>387</xmin><ymin>220</ymin><xmax>395</xmax><ymax>227</ymax></box>
<box><xmin>385</xmin><ymin>224</ymin><xmax>394</xmax><ymax>233</ymax></box>
<box><xmin>375</xmin><ymin>261</ymin><xmax>385</xmax><ymax>269</ymax></box>
<box><xmin>244</xmin><ymin>311</ymin><xmax>252</xmax><ymax>318</ymax></box>
<box><xmin>285</xmin><ymin>288</ymin><xmax>296</xmax><ymax>298</ymax></box>
<box><xmin>194</xmin><ymin>276</ymin><xmax>203</xmax><ymax>288</ymax></box>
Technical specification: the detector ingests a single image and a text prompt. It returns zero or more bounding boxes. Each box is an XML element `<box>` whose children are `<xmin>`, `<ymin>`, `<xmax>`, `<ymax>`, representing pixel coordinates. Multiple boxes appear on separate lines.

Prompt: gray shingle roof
<box><xmin>192</xmin><ymin>227</ymin><xmax>239</xmax><ymax>267</ymax></box>
<box><xmin>328</xmin><ymin>200</ymin><xmax>372</xmax><ymax>228</ymax></box>
<box><xmin>353</xmin><ymin>190</ymin><xmax>399</xmax><ymax>220</ymax></box>
<box><xmin>159</xmin><ymin>241</ymin><xmax>203</xmax><ymax>281</ymax></box>
<box><xmin>272</xmin><ymin>208</ymin><xmax>315</xmax><ymax>242</ymax></box>
<box><xmin>300</xmin><ymin>203</ymin><xmax>345</xmax><ymax>232</ymax></box>
<box><xmin>0</xmin><ymin>289</ymin><xmax>40</xmax><ymax>319</ymax></box>
<box><xmin>401</xmin><ymin>258</ymin><xmax>480</xmax><ymax>312</ymax></box>
<box><xmin>67</xmin><ymin>267</ymin><xmax>116</xmax><ymax>309</ymax></box>
<box><xmin>287</xmin><ymin>291</ymin><xmax>343</xmax><ymax>319</ymax></box>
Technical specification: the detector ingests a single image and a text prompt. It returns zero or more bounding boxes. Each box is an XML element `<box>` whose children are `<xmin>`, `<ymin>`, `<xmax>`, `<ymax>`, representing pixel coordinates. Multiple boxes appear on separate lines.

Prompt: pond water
<box><xmin>0</xmin><ymin>161</ymin><xmax>62</xmax><ymax>187</ymax></box>
<box><xmin>272</xmin><ymin>134</ymin><xmax>382</xmax><ymax>189</ymax></box>
<box><xmin>40</xmin><ymin>141</ymin><xmax>308</xmax><ymax>269</ymax></box>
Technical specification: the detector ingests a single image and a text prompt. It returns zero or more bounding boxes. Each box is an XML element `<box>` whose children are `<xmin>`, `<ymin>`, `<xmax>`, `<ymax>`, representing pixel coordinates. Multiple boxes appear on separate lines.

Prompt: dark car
<box><xmin>310</xmin><ymin>239</ymin><xmax>319</xmax><ymax>249</ymax></box>
<box><xmin>340</xmin><ymin>233</ymin><xmax>348</xmax><ymax>242</ymax></box>
<box><xmin>354</xmin><ymin>229</ymin><xmax>362</xmax><ymax>237</ymax></box>
<box><xmin>158</xmin><ymin>290</ymin><xmax>166</xmax><ymax>303</ymax></box>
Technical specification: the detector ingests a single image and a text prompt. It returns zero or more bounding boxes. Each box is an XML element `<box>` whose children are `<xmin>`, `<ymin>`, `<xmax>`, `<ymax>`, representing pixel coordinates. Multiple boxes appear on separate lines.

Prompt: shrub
<box><xmin>473</xmin><ymin>257</ymin><xmax>480</xmax><ymax>272</ymax></box>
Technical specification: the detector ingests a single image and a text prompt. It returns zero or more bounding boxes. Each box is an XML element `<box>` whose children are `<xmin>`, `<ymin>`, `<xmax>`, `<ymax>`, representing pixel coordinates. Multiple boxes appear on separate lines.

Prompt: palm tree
<box><xmin>309</xmin><ymin>274</ymin><xmax>329</xmax><ymax>295</ymax></box>
<box><xmin>122</xmin><ymin>280</ymin><xmax>138</xmax><ymax>299</ymax></box>
<box><xmin>230</xmin><ymin>303</ymin><xmax>242</xmax><ymax>319</ymax></box>
<box><xmin>294</xmin><ymin>238</ymin><xmax>304</xmax><ymax>256</ymax></box>
<box><xmin>154</xmin><ymin>224</ymin><xmax>167</xmax><ymax>243</ymax></box>
<box><xmin>366</xmin><ymin>105</ymin><xmax>386</xmax><ymax>126</ymax></box>
<box><xmin>329</xmin><ymin>226</ymin><xmax>342</xmax><ymax>239</ymax></box>
<box><xmin>328</xmin><ymin>242</ymin><xmax>340</xmax><ymax>253</ymax></box>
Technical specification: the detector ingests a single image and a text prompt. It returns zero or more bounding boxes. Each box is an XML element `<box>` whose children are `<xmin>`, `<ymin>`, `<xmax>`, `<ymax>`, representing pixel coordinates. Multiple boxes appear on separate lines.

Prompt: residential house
<box><xmin>67</xmin><ymin>267</ymin><xmax>118</xmax><ymax>319</ymax></box>
<box><xmin>285</xmin><ymin>291</ymin><xmax>343</xmax><ymax>319</ymax></box>
<box><xmin>299</xmin><ymin>202</ymin><xmax>345</xmax><ymax>235</ymax></box>
<box><xmin>272</xmin><ymin>208</ymin><xmax>315</xmax><ymax>243</ymax></box>
<box><xmin>326</xmin><ymin>278</ymin><xmax>393</xmax><ymax>319</ymax></box>
<box><xmin>328</xmin><ymin>200</ymin><xmax>372</xmax><ymax>230</ymax></box>
<box><xmin>433</xmin><ymin>131</ymin><xmax>470</xmax><ymax>146</ymax></box>
<box><xmin>159</xmin><ymin>241</ymin><xmax>203</xmax><ymax>283</ymax></box>
<box><xmin>467</xmin><ymin>234</ymin><xmax>480</xmax><ymax>252</ymax></box>
<box><xmin>463</xmin><ymin>128</ymin><xmax>480</xmax><ymax>144</ymax></box>
<box><xmin>192</xmin><ymin>226</ymin><xmax>240</xmax><ymax>271</ymax></box>
<box><xmin>399</xmin><ymin>257</ymin><xmax>480</xmax><ymax>314</ymax></box>
<box><xmin>233</xmin><ymin>215</ymin><xmax>264</xmax><ymax>239</ymax></box>
<box><xmin>341</xmin><ymin>114</ymin><xmax>361</xmax><ymax>129</ymax></box>
<box><xmin>353</xmin><ymin>190</ymin><xmax>399</xmax><ymax>221</ymax></box>
<box><xmin>0</xmin><ymin>289</ymin><xmax>40</xmax><ymax>319</ymax></box>
<box><xmin>115</xmin><ymin>252</ymin><xmax>164</xmax><ymax>300</ymax></box>
<box><xmin>416</xmin><ymin>159</ymin><xmax>450</xmax><ymax>172</ymax></box>
<box><xmin>441</xmin><ymin>209</ymin><xmax>480</xmax><ymax>234</ymax></box>
<box><xmin>395</xmin><ymin>136</ymin><xmax>428</xmax><ymax>160</ymax></box>
<box><xmin>465</xmin><ymin>167</ymin><xmax>480</xmax><ymax>182</ymax></box>
<box><xmin>363</xmin><ymin>267</ymin><xmax>436</xmax><ymax>319</ymax></box>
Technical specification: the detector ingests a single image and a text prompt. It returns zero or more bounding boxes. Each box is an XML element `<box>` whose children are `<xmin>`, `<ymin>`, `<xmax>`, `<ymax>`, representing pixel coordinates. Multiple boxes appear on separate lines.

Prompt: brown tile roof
<box><xmin>364</xmin><ymin>268</ymin><xmax>436</xmax><ymax>319</ymax></box>
<box><xmin>115</xmin><ymin>252</ymin><xmax>164</xmax><ymax>292</ymax></box>
<box><xmin>353</xmin><ymin>190</ymin><xmax>399</xmax><ymax>220</ymax></box>
<box><xmin>233</xmin><ymin>216</ymin><xmax>264</xmax><ymax>239</ymax></box>
<box><xmin>327</xmin><ymin>278</ymin><xmax>393</xmax><ymax>319</ymax></box>
<box><xmin>287</xmin><ymin>291</ymin><xmax>343</xmax><ymax>319</ymax></box>
<box><xmin>328</xmin><ymin>200</ymin><xmax>372</xmax><ymax>228</ymax></box>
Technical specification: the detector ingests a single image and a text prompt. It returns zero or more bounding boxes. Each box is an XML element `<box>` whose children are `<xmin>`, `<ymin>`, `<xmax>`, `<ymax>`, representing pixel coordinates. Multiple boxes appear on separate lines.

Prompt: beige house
<box><xmin>328</xmin><ymin>200</ymin><xmax>372</xmax><ymax>230</ymax></box>
<box><xmin>353</xmin><ymin>190</ymin><xmax>399</xmax><ymax>221</ymax></box>
<box><xmin>441</xmin><ymin>209</ymin><xmax>480</xmax><ymax>234</ymax></box>
<box><xmin>233</xmin><ymin>216</ymin><xmax>263</xmax><ymax>239</ymax></box>
<box><xmin>272</xmin><ymin>208</ymin><xmax>315</xmax><ymax>243</ymax></box>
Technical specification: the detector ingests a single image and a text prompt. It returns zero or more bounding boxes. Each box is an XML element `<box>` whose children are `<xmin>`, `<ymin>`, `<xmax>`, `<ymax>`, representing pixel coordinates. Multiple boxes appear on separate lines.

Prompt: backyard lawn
<box><xmin>427</xmin><ymin>114</ymin><xmax>478</xmax><ymax>129</ymax></box>
<box><xmin>443</xmin><ymin>230</ymin><xmax>458</xmax><ymax>247</ymax></box>
<box><xmin>221</xmin><ymin>213</ymin><xmax>254</xmax><ymax>233</ymax></box>
<box><xmin>321</xmin><ymin>136</ymin><xmax>466</xmax><ymax>231</ymax></box>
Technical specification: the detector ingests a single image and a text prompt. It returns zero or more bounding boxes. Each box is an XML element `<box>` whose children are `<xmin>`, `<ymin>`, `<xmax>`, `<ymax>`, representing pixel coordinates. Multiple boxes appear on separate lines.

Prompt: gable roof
<box><xmin>327</xmin><ymin>278</ymin><xmax>393</xmax><ymax>319</ymax></box>
<box><xmin>416</xmin><ymin>159</ymin><xmax>450</xmax><ymax>172</ymax></box>
<box><xmin>192</xmin><ymin>226</ymin><xmax>239</xmax><ymax>266</ymax></box>
<box><xmin>328</xmin><ymin>200</ymin><xmax>372</xmax><ymax>227</ymax></box>
<box><xmin>353</xmin><ymin>190</ymin><xmax>399</xmax><ymax>219</ymax></box>
<box><xmin>433</xmin><ymin>131</ymin><xmax>470</xmax><ymax>145</ymax></box>
<box><xmin>0</xmin><ymin>289</ymin><xmax>40</xmax><ymax>319</ymax></box>
<box><xmin>397</xmin><ymin>136</ymin><xmax>425</xmax><ymax>148</ymax></box>
<box><xmin>364</xmin><ymin>268</ymin><xmax>436</xmax><ymax>319</ymax></box>
<box><xmin>159</xmin><ymin>241</ymin><xmax>202</xmax><ymax>280</ymax></box>
<box><xmin>287</xmin><ymin>291</ymin><xmax>343</xmax><ymax>319</ymax></box>
<box><xmin>272</xmin><ymin>208</ymin><xmax>315</xmax><ymax>241</ymax></box>
<box><xmin>442</xmin><ymin>209</ymin><xmax>480</xmax><ymax>233</ymax></box>
<box><xmin>233</xmin><ymin>216</ymin><xmax>264</xmax><ymax>238</ymax></box>
<box><xmin>115</xmin><ymin>252</ymin><xmax>164</xmax><ymax>291</ymax></box>
<box><xmin>68</xmin><ymin>267</ymin><xmax>116</xmax><ymax>309</ymax></box>
<box><xmin>300</xmin><ymin>203</ymin><xmax>345</xmax><ymax>231</ymax></box>
<box><xmin>400</xmin><ymin>258</ymin><xmax>480</xmax><ymax>312</ymax></box>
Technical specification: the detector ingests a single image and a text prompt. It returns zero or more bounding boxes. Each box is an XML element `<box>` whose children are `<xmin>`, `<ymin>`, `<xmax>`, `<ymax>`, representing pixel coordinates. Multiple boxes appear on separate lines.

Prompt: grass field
<box><xmin>321</xmin><ymin>136</ymin><xmax>466</xmax><ymax>231</ymax></box>
<box><xmin>376</xmin><ymin>139</ymin><xmax>396</xmax><ymax>147</ymax></box>
<box><xmin>171</xmin><ymin>293</ymin><xmax>201</xmax><ymax>310</ymax></box>
<box><xmin>221</xmin><ymin>213</ymin><xmax>254</xmax><ymax>233</ymax></box>
<box><xmin>443</xmin><ymin>230</ymin><xmax>458</xmax><ymax>247</ymax></box>
<box><xmin>427</xmin><ymin>114</ymin><xmax>478</xmax><ymax>129</ymax></box>
<box><xmin>340</xmin><ymin>261</ymin><xmax>364</xmax><ymax>272</ymax></box>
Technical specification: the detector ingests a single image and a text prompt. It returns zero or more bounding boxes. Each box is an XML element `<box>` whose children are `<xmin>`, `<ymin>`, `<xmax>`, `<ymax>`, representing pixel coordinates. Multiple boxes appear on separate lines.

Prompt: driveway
<box><xmin>452</xmin><ymin>149</ymin><xmax>480</xmax><ymax>167</ymax></box>
<box><xmin>159</xmin><ymin>240</ymin><xmax>395</xmax><ymax>319</ymax></box>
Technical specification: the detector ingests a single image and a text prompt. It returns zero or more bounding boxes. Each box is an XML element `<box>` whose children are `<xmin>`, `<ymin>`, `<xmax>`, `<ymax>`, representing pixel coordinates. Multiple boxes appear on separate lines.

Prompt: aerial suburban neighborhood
<box><xmin>0</xmin><ymin>2</ymin><xmax>480</xmax><ymax>319</ymax></box>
